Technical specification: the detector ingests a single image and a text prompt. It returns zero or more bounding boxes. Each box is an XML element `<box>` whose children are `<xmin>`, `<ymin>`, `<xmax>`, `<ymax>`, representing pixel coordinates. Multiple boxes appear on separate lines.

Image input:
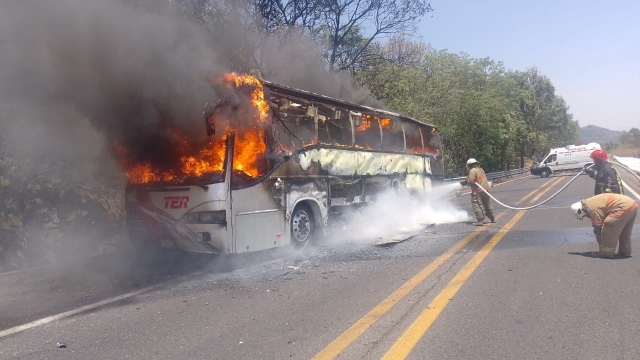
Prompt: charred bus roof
<box><xmin>261</xmin><ymin>80</ymin><xmax>437</xmax><ymax>132</ymax></box>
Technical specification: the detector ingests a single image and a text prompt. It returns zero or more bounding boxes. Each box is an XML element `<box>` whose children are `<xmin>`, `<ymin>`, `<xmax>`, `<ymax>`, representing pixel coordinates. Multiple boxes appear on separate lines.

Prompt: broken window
<box><xmin>354</xmin><ymin>114</ymin><xmax>382</xmax><ymax>150</ymax></box>
<box><xmin>403</xmin><ymin>121</ymin><xmax>423</xmax><ymax>154</ymax></box>
<box><xmin>233</xmin><ymin>127</ymin><xmax>267</xmax><ymax>180</ymax></box>
<box><xmin>423</xmin><ymin>127</ymin><xmax>441</xmax><ymax>156</ymax></box>
<box><xmin>317</xmin><ymin>105</ymin><xmax>352</xmax><ymax>146</ymax></box>
<box><xmin>380</xmin><ymin>117</ymin><xmax>404</xmax><ymax>152</ymax></box>
<box><xmin>270</xmin><ymin>95</ymin><xmax>318</xmax><ymax>154</ymax></box>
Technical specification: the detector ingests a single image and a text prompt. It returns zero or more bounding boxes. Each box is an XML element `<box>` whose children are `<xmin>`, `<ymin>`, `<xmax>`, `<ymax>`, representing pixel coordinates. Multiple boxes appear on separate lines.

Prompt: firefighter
<box><xmin>583</xmin><ymin>149</ymin><xmax>623</xmax><ymax>195</ymax></box>
<box><xmin>571</xmin><ymin>193</ymin><xmax>637</xmax><ymax>258</ymax></box>
<box><xmin>460</xmin><ymin>158</ymin><xmax>495</xmax><ymax>226</ymax></box>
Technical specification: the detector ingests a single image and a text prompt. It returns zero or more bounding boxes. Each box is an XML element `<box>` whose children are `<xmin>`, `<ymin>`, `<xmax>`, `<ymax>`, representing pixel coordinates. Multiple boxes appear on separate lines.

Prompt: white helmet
<box><xmin>571</xmin><ymin>201</ymin><xmax>588</xmax><ymax>220</ymax></box>
<box><xmin>466</xmin><ymin>158</ymin><xmax>478</xmax><ymax>166</ymax></box>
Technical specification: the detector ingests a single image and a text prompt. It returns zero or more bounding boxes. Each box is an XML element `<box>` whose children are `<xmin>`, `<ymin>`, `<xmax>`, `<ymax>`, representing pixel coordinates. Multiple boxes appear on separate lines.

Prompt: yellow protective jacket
<box><xmin>467</xmin><ymin>166</ymin><xmax>490</xmax><ymax>194</ymax></box>
<box><xmin>582</xmin><ymin>193</ymin><xmax>638</xmax><ymax>228</ymax></box>
<box><xmin>589</xmin><ymin>162</ymin><xmax>623</xmax><ymax>195</ymax></box>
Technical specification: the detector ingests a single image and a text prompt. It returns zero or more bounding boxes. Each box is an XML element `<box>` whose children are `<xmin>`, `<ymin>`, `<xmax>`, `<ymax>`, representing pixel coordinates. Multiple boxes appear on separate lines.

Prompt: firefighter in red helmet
<box><xmin>583</xmin><ymin>149</ymin><xmax>624</xmax><ymax>195</ymax></box>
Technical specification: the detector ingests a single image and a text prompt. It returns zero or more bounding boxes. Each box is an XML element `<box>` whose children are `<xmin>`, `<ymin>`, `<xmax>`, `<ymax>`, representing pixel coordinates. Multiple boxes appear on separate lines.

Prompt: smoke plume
<box><xmin>0</xmin><ymin>0</ymin><xmax>227</xmax><ymax>168</ymax></box>
<box><xmin>0</xmin><ymin>0</ymin><xmax>382</xmax><ymax>167</ymax></box>
<box><xmin>327</xmin><ymin>183</ymin><xmax>471</xmax><ymax>245</ymax></box>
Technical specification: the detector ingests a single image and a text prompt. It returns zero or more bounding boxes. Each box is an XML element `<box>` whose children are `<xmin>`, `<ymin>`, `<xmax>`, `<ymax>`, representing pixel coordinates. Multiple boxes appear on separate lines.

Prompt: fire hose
<box><xmin>472</xmin><ymin>169</ymin><xmax>588</xmax><ymax>210</ymax></box>
<box><xmin>473</xmin><ymin>160</ymin><xmax>640</xmax><ymax>210</ymax></box>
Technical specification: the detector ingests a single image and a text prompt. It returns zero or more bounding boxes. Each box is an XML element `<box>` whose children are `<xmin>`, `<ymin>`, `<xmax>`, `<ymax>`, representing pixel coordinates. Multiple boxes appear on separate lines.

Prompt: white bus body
<box><xmin>124</xmin><ymin>78</ymin><xmax>444</xmax><ymax>254</ymax></box>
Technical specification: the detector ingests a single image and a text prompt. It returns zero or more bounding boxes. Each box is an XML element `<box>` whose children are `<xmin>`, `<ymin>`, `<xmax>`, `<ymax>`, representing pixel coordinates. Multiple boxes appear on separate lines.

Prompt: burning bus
<box><xmin>119</xmin><ymin>74</ymin><xmax>444</xmax><ymax>254</ymax></box>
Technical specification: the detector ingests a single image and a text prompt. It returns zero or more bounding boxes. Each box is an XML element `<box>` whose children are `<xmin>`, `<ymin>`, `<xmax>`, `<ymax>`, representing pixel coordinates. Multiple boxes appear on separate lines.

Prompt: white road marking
<box><xmin>0</xmin><ymin>282</ymin><xmax>164</xmax><ymax>339</ymax></box>
<box><xmin>0</xmin><ymin>266</ymin><xmax>47</xmax><ymax>279</ymax></box>
<box><xmin>621</xmin><ymin>178</ymin><xmax>640</xmax><ymax>202</ymax></box>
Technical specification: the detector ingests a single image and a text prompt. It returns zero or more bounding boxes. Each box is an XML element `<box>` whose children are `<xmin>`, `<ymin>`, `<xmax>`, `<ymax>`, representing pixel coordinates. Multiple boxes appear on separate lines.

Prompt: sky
<box><xmin>415</xmin><ymin>0</ymin><xmax>640</xmax><ymax>131</ymax></box>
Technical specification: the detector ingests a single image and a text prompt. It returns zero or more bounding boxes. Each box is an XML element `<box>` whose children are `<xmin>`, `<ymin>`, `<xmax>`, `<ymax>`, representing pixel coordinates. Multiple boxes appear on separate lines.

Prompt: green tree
<box><xmin>354</xmin><ymin>38</ymin><xmax>578</xmax><ymax>176</ymax></box>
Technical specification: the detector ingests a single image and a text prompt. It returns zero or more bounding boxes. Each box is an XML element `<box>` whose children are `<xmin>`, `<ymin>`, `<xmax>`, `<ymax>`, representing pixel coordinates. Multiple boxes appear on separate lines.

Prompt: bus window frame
<box><xmin>354</xmin><ymin>113</ymin><xmax>383</xmax><ymax>150</ymax></box>
<box><xmin>380</xmin><ymin>117</ymin><xmax>405</xmax><ymax>152</ymax></box>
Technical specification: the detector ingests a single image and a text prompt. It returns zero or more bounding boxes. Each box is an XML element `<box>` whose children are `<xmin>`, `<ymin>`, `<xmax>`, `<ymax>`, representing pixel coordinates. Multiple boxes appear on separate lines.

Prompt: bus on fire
<box><xmin>121</xmin><ymin>74</ymin><xmax>444</xmax><ymax>254</ymax></box>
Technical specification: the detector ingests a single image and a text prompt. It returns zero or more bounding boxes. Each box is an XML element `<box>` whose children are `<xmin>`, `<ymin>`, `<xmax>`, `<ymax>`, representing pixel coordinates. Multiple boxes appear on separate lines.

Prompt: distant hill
<box><xmin>579</xmin><ymin>125</ymin><xmax>621</xmax><ymax>144</ymax></box>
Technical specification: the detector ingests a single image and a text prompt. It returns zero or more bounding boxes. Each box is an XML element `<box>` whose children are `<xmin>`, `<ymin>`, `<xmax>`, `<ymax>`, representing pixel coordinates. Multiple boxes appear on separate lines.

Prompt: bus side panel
<box><xmin>234</xmin><ymin>210</ymin><xmax>286</xmax><ymax>253</ymax></box>
<box><xmin>293</xmin><ymin>148</ymin><xmax>429</xmax><ymax>193</ymax></box>
<box><xmin>355</xmin><ymin>152</ymin><xmax>424</xmax><ymax>176</ymax></box>
<box><xmin>231</xmin><ymin>183</ymin><xmax>288</xmax><ymax>253</ymax></box>
<box><xmin>125</xmin><ymin>183</ymin><xmax>230</xmax><ymax>254</ymax></box>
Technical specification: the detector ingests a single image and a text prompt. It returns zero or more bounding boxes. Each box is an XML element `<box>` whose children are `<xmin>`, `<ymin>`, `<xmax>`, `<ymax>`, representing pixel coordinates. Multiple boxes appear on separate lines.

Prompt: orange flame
<box><xmin>356</xmin><ymin>117</ymin><xmax>373</xmax><ymax>132</ymax></box>
<box><xmin>221</xmin><ymin>72</ymin><xmax>270</xmax><ymax>122</ymax></box>
<box><xmin>233</xmin><ymin>126</ymin><xmax>266</xmax><ymax>177</ymax></box>
<box><xmin>116</xmin><ymin>73</ymin><xmax>270</xmax><ymax>184</ymax></box>
<box><xmin>380</xmin><ymin>118</ymin><xmax>392</xmax><ymax>129</ymax></box>
<box><xmin>114</xmin><ymin>131</ymin><xmax>229</xmax><ymax>184</ymax></box>
<box><xmin>180</xmin><ymin>132</ymin><xmax>228</xmax><ymax>176</ymax></box>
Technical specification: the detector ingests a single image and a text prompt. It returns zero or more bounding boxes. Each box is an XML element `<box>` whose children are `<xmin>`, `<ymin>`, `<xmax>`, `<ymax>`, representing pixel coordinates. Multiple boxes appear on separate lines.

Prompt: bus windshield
<box><xmin>114</xmin><ymin>130</ymin><xmax>229</xmax><ymax>186</ymax></box>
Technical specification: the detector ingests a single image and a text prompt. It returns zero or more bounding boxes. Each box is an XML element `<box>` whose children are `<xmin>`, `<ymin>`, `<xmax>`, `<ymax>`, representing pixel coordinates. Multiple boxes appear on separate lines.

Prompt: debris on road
<box><xmin>56</xmin><ymin>342</ymin><xmax>66</xmax><ymax>349</ymax></box>
<box><xmin>263</xmin><ymin>269</ymin><xmax>289</xmax><ymax>281</ymax></box>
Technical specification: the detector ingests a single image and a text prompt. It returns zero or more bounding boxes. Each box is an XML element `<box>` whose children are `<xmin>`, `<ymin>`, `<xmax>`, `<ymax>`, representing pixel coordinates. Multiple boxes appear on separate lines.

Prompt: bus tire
<box><xmin>291</xmin><ymin>203</ymin><xmax>314</xmax><ymax>247</ymax></box>
<box><xmin>540</xmin><ymin>169</ymin><xmax>550</xmax><ymax>178</ymax></box>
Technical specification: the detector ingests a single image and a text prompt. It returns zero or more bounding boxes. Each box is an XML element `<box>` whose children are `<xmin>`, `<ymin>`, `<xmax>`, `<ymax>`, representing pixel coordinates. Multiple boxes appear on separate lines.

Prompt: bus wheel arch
<box><xmin>290</xmin><ymin>200</ymin><xmax>324</xmax><ymax>246</ymax></box>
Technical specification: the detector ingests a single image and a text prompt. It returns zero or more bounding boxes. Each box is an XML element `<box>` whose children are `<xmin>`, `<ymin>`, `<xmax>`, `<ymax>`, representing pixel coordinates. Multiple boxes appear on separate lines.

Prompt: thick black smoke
<box><xmin>0</xmin><ymin>0</ymin><xmax>384</xmax><ymax>168</ymax></box>
<box><xmin>0</xmin><ymin>0</ymin><xmax>224</xmax><ymax>167</ymax></box>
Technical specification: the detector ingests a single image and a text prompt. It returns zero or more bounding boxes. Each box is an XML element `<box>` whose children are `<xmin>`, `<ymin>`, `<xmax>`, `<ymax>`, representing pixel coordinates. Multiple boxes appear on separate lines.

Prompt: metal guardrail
<box><xmin>486</xmin><ymin>168</ymin><xmax>530</xmax><ymax>182</ymax></box>
<box><xmin>445</xmin><ymin>167</ymin><xmax>530</xmax><ymax>184</ymax></box>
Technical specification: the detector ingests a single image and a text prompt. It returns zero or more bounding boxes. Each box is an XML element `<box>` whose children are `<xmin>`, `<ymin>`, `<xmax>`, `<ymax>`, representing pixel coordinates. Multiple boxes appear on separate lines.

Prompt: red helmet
<box><xmin>590</xmin><ymin>149</ymin><xmax>608</xmax><ymax>164</ymax></box>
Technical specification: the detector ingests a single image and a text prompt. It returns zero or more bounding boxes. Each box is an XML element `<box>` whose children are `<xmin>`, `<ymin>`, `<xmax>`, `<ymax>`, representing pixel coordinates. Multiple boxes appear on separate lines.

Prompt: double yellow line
<box><xmin>314</xmin><ymin>175</ymin><xmax>567</xmax><ymax>360</ymax></box>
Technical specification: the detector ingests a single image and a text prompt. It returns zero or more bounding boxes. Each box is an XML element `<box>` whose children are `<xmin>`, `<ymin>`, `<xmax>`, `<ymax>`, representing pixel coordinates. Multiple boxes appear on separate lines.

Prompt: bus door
<box><xmin>230</xmin><ymin>131</ymin><xmax>288</xmax><ymax>254</ymax></box>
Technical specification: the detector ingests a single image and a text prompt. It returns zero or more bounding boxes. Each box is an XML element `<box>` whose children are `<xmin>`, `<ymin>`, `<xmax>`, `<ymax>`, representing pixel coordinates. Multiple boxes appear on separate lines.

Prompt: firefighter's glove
<box><xmin>593</xmin><ymin>226</ymin><xmax>602</xmax><ymax>236</ymax></box>
<box><xmin>583</xmin><ymin>167</ymin><xmax>595</xmax><ymax>177</ymax></box>
<box><xmin>459</xmin><ymin>180</ymin><xmax>468</xmax><ymax>186</ymax></box>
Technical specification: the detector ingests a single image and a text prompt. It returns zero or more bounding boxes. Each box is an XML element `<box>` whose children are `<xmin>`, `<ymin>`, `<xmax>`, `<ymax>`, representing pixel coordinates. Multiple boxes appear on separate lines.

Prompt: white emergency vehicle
<box><xmin>530</xmin><ymin>143</ymin><xmax>601</xmax><ymax>178</ymax></box>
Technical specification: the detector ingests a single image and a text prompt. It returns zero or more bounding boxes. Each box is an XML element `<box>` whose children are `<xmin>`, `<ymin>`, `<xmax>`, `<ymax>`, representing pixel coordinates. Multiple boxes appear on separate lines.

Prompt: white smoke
<box><xmin>327</xmin><ymin>182</ymin><xmax>471</xmax><ymax>245</ymax></box>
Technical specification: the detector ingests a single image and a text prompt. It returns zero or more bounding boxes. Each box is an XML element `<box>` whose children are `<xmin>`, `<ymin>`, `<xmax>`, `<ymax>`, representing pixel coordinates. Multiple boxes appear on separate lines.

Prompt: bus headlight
<box><xmin>184</xmin><ymin>211</ymin><xmax>226</xmax><ymax>224</ymax></box>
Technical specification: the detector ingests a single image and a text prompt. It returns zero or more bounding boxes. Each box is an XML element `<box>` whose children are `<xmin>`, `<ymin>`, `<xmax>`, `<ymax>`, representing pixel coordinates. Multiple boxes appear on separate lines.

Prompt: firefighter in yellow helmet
<box><xmin>460</xmin><ymin>158</ymin><xmax>495</xmax><ymax>226</ymax></box>
<box><xmin>571</xmin><ymin>193</ymin><xmax>638</xmax><ymax>258</ymax></box>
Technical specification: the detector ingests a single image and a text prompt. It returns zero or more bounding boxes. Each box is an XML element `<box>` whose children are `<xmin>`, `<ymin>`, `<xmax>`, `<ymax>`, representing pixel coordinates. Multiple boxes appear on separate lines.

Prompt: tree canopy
<box><xmin>355</xmin><ymin>37</ymin><xmax>579</xmax><ymax>175</ymax></box>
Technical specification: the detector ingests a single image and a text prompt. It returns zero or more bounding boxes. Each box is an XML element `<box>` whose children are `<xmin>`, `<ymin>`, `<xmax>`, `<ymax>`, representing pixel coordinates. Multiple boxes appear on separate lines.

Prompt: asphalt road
<box><xmin>1</xmin><ymin>168</ymin><xmax>639</xmax><ymax>360</ymax></box>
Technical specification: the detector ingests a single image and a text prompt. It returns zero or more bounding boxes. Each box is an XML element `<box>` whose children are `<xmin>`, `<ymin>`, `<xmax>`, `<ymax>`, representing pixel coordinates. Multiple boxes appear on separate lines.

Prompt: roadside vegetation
<box><xmin>603</xmin><ymin>128</ymin><xmax>640</xmax><ymax>153</ymax></box>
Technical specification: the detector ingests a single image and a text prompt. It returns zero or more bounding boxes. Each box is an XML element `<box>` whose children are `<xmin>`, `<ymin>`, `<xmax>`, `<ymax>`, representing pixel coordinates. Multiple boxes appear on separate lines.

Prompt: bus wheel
<box><xmin>540</xmin><ymin>169</ymin><xmax>550</xmax><ymax>178</ymax></box>
<box><xmin>291</xmin><ymin>204</ymin><xmax>313</xmax><ymax>246</ymax></box>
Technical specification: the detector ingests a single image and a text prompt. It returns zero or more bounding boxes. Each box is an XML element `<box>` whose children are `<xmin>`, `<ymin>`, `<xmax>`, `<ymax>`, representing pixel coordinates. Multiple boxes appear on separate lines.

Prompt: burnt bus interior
<box><xmin>264</xmin><ymin>83</ymin><xmax>442</xmax><ymax>160</ymax></box>
<box><xmin>255</xmin><ymin>81</ymin><xmax>445</xmax><ymax>213</ymax></box>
